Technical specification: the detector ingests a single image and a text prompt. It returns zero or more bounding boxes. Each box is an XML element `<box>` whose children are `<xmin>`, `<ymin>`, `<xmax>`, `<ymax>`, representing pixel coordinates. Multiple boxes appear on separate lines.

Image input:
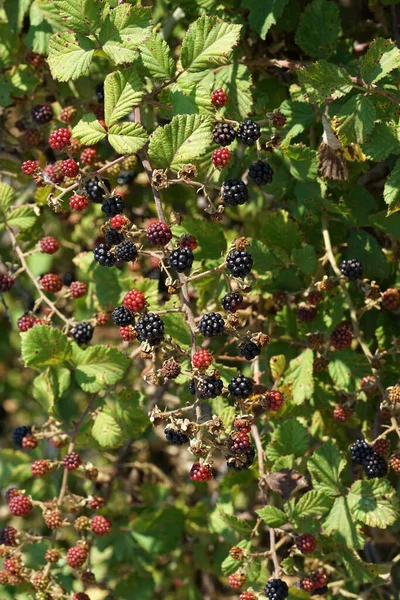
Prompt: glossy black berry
<box><xmin>93</xmin><ymin>244</ymin><xmax>116</xmax><ymax>267</ymax></box>
<box><xmin>164</xmin><ymin>427</ymin><xmax>189</xmax><ymax>445</ymax></box>
<box><xmin>363</xmin><ymin>452</ymin><xmax>388</xmax><ymax>479</ymax></box>
<box><xmin>221</xmin><ymin>292</ymin><xmax>243</xmax><ymax>312</ymax></box>
<box><xmin>236</xmin><ymin>120</ymin><xmax>261</xmax><ymax>146</ymax></box>
<box><xmin>264</xmin><ymin>578</ymin><xmax>289</xmax><ymax>600</ymax></box>
<box><xmin>117</xmin><ymin>170</ymin><xmax>135</xmax><ymax>185</ymax></box>
<box><xmin>189</xmin><ymin>376</ymin><xmax>224</xmax><ymax>399</ymax></box>
<box><xmin>239</xmin><ymin>341</ymin><xmax>261</xmax><ymax>361</ymax></box>
<box><xmin>248</xmin><ymin>160</ymin><xmax>273</xmax><ymax>186</ymax></box>
<box><xmin>221</xmin><ymin>179</ymin><xmax>248</xmax><ymax>206</ymax></box>
<box><xmin>228</xmin><ymin>373</ymin><xmax>254</xmax><ymax>399</ymax></box>
<box><xmin>227</xmin><ymin>445</ymin><xmax>255</xmax><ymax>471</ymax></box>
<box><xmin>71</xmin><ymin>322</ymin><xmax>94</xmax><ymax>345</ymax></box>
<box><xmin>31</xmin><ymin>103</ymin><xmax>53</xmax><ymax>125</ymax></box>
<box><xmin>114</xmin><ymin>241</ymin><xmax>138</xmax><ymax>262</ymax></box>
<box><xmin>170</xmin><ymin>247</ymin><xmax>193</xmax><ymax>273</ymax></box>
<box><xmin>85</xmin><ymin>177</ymin><xmax>111</xmax><ymax>203</ymax></box>
<box><xmin>350</xmin><ymin>439</ymin><xmax>373</xmax><ymax>465</ymax></box>
<box><xmin>12</xmin><ymin>425</ymin><xmax>32</xmax><ymax>447</ymax></box>
<box><xmin>212</xmin><ymin>123</ymin><xmax>236</xmax><ymax>147</ymax></box>
<box><xmin>198</xmin><ymin>312</ymin><xmax>225</xmax><ymax>337</ymax></box>
<box><xmin>62</xmin><ymin>272</ymin><xmax>75</xmax><ymax>287</ymax></box>
<box><xmin>95</xmin><ymin>82</ymin><xmax>104</xmax><ymax>103</ymax></box>
<box><xmin>105</xmin><ymin>229</ymin><xmax>124</xmax><ymax>246</ymax></box>
<box><xmin>111</xmin><ymin>306</ymin><xmax>134</xmax><ymax>326</ymax></box>
<box><xmin>101</xmin><ymin>196</ymin><xmax>125</xmax><ymax>217</ymax></box>
<box><xmin>136</xmin><ymin>312</ymin><xmax>165</xmax><ymax>345</ymax></box>
<box><xmin>340</xmin><ymin>259</ymin><xmax>363</xmax><ymax>281</ymax></box>
<box><xmin>226</xmin><ymin>249</ymin><xmax>253</xmax><ymax>278</ymax></box>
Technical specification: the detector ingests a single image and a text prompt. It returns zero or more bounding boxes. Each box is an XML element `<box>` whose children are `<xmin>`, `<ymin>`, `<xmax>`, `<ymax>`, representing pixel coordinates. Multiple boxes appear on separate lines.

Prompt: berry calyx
<box><xmin>91</xmin><ymin>515</ymin><xmax>112</xmax><ymax>536</ymax></box>
<box><xmin>192</xmin><ymin>349</ymin><xmax>213</xmax><ymax>369</ymax></box>
<box><xmin>48</xmin><ymin>128</ymin><xmax>71</xmax><ymax>150</ymax></box>
<box><xmin>296</xmin><ymin>533</ymin><xmax>317</xmax><ymax>554</ymax></box>
<box><xmin>211</xmin><ymin>88</ymin><xmax>228</xmax><ymax>108</ymax></box>
<box><xmin>146</xmin><ymin>221</ymin><xmax>172</xmax><ymax>246</ymax></box>
<box><xmin>212</xmin><ymin>147</ymin><xmax>231</xmax><ymax>170</ymax></box>
<box><xmin>69</xmin><ymin>194</ymin><xmax>89</xmax><ymax>211</ymax></box>
<box><xmin>189</xmin><ymin>462</ymin><xmax>212</xmax><ymax>482</ymax></box>
<box><xmin>40</xmin><ymin>236</ymin><xmax>59</xmax><ymax>254</ymax></box>
<box><xmin>63</xmin><ymin>451</ymin><xmax>82</xmax><ymax>470</ymax></box>
<box><xmin>21</xmin><ymin>160</ymin><xmax>39</xmax><ymax>175</ymax></box>
<box><xmin>61</xmin><ymin>158</ymin><xmax>79</xmax><ymax>177</ymax></box>
<box><xmin>123</xmin><ymin>289</ymin><xmax>146</xmax><ymax>312</ymax></box>
<box><xmin>340</xmin><ymin>258</ymin><xmax>363</xmax><ymax>280</ymax></box>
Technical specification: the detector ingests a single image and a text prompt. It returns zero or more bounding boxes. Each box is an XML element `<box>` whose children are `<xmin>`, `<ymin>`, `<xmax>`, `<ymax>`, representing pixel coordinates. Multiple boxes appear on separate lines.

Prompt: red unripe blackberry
<box><xmin>123</xmin><ymin>289</ymin><xmax>146</xmax><ymax>312</ymax></box>
<box><xmin>49</xmin><ymin>128</ymin><xmax>71</xmax><ymax>150</ymax></box>
<box><xmin>80</xmin><ymin>147</ymin><xmax>97</xmax><ymax>165</ymax></box>
<box><xmin>31</xmin><ymin>459</ymin><xmax>51</xmax><ymax>477</ymax></box>
<box><xmin>297</xmin><ymin>303</ymin><xmax>317</xmax><ymax>322</ymax></box>
<box><xmin>192</xmin><ymin>349</ymin><xmax>213</xmax><ymax>369</ymax></box>
<box><xmin>212</xmin><ymin>147</ymin><xmax>231</xmax><ymax>169</ymax></box>
<box><xmin>307</xmin><ymin>290</ymin><xmax>323</xmax><ymax>306</ymax></box>
<box><xmin>61</xmin><ymin>158</ymin><xmax>79</xmax><ymax>177</ymax></box>
<box><xmin>43</xmin><ymin>161</ymin><xmax>64</xmax><ymax>185</ymax></box>
<box><xmin>382</xmin><ymin>288</ymin><xmax>400</xmax><ymax>311</ymax></box>
<box><xmin>266</xmin><ymin>390</ymin><xmax>285</xmax><ymax>412</ymax></box>
<box><xmin>389</xmin><ymin>454</ymin><xmax>400</xmax><ymax>472</ymax></box>
<box><xmin>44</xmin><ymin>509</ymin><xmax>63</xmax><ymax>529</ymax></box>
<box><xmin>311</xmin><ymin>571</ymin><xmax>328</xmax><ymax>589</ymax></box>
<box><xmin>333</xmin><ymin>406</ymin><xmax>352</xmax><ymax>422</ymax></box>
<box><xmin>211</xmin><ymin>88</ymin><xmax>228</xmax><ymax>108</ymax></box>
<box><xmin>270</xmin><ymin>111</ymin><xmax>287</xmax><ymax>128</ymax></box>
<box><xmin>96</xmin><ymin>311</ymin><xmax>109</xmax><ymax>326</ymax></box>
<box><xmin>0</xmin><ymin>526</ymin><xmax>18</xmax><ymax>546</ymax></box>
<box><xmin>229</xmin><ymin>431</ymin><xmax>251</xmax><ymax>454</ymax></box>
<box><xmin>4</xmin><ymin>555</ymin><xmax>22</xmax><ymax>575</ymax></box>
<box><xmin>74</xmin><ymin>593</ymin><xmax>91</xmax><ymax>600</ymax></box>
<box><xmin>239</xmin><ymin>592</ymin><xmax>257</xmax><ymax>600</ymax></box>
<box><xmin>34</xmin><ymin>318</ymin><xmax>49</xmax><ymax>327</ymax></box>
<box><xmin>313</xmin><ymin>355</ymin><xmax>329</xmax><ymax>371</ymax></box>
<box><xmin>21</xmin><ymin>160</ymin><xmax>39</xmax><ymax>175</ymax></box>
<box><xmin>40</xmin><ymin>273</ymin><xmax>63</xmax><ymax>293</ymax></box>
<box><xmin>63</xmin><ymin>451</ymin><xmax>82</xmax><ymax>470</ymax></box>
<box><xmin>300</xmin><ymin>577</ymin><xmax>314</xmax><ymax>592</ymax></box>
<box><xmin>5</xmin><ymin>488</ymin><xmax>20</xmax><ymax>503</ymax></box>
<box><xmin>69</xmin><ymin>194</ymin><xmax>89</xmax><ymax>211</ymax></box>
<box><xmin>23</xmin><ymin>128</ymin><xmax>41</xmax><ymax>146</ymax></box>
<box><xmin>360</xmin><ymin>375</ymin><xmax>378</xmax><ymax>396</ymax></box>
<box><xmin>146</xmin><ymin>221</ymin><xmax>172</xmax><ymax>246</ymax></box>
<box><xmin>189</xmin><ymin>462</ymin><xmax>212</xmax><ymax>482</ymax></box>
<box><xmin>59</xmin><ymin>105</ymin><xmax>77</xmax><ymax>123</ymax></box>
<box><xmin>330</xmin><ymin>323</ymin><xmax>353</xmax><ymax>350</ymax></box>
<box><xmin>120</xmin><ymin>325</ymin><xmax>136</xmax><ymax>341</ymax></box>
<box><xmin>87</xmin><ymin>496</ymin><xmax>104</xmax><ymax>510</ymax></box>
<box><xmin>228</xmin><ymin>573</ymin><xmax>247</xmax><ymax>588</ymax></box>
<box><xmin>17</xmin><ymin>313</ymin><xmax>36</xmax><ymax>332</ymax></box>
<box><xmin>32</xmin><ymin>571</ymin><xmax>50</xmax><ymax>590</ymax></box>
<box><xmin>31</xmin><ymin>103</ymin><xmax>53</xmax><ymax>124</ymax></box>
<box><xmin>295</xmin><ymin>533</ymin><xmax>317</xmax><ymax>554</ymax></box>
<box><xmin>110</xmin><ymin>214</ymin><xmax>129</xmax><ymax>230</ymax></box>
<box><xmin>178</xmin><ymin>233</ymin><xmax>198</xmax><ymax>250</ymax></box>
<box><xmin>40</xmin><ymin>236</ymin><xmax>59</xmax><ymax>254</ymax></box>
<box><xmin>67</xmin><ymin>545</ymin><xmax>88</xmax><ymax>569</ymax></box>
<box><xmin>91</xmin><ymin>515</ymin><xmax>112</xmax><ymax>536</ymax></box>
<box><xmin>8</xmin><ymin>494</ymin><xmax>32</xmax><ymax>517</ymax></box>
<box><xmin>26</xmin><ymin>51</ymin><xmax>46</xmax><ymax>68</ymax></box>
<box><xmin>0</xmin><ymin>273</ymin><xmax>14</xmax><ymax>292</ymax></box>
<box><xmin>372</xmin><ymin>438</ymin><xmax>391</xmax><ymax>457</ymax></box>
<box><xmin>70</xmin><ymin>281</ymin><xmax>87</xmax><ymax>299</ymax></box>
<box><xmin>233</xmin><ymin>416</ymin><xmax>253</xmax><ymax>432</ymax></box>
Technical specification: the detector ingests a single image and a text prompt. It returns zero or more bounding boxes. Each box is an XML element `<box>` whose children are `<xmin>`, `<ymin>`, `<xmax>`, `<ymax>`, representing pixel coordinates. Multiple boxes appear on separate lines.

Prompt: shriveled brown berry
<box><xmin>307</xmin><ymin>332</ymin><xmax>325</xmax><ymax>350</ymax></box>
<box><xmin>161</xmin><ymin>358</ymin><xmax>181</xmax><ymax>379</ymax></box>
<box><xmin>229</xmin><ymin>545</ymin><xmax>245</xmax><ymax>561</ymax></box>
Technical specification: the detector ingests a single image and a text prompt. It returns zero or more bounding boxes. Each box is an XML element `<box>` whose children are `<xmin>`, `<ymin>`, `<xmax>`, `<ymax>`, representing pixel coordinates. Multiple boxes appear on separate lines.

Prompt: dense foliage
<box><xmin>1</xmin><ymin>1</ymin><xmax>400</xmax><ymax>599</ymax></box>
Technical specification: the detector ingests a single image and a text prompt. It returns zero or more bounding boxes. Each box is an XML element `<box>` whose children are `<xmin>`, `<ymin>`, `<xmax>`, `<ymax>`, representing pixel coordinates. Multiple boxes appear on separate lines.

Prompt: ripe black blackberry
<box><xmin>221</xmin><ymin>292</ymin><xmax>243</xmax><ymax>312</ymax></box>
<box><xmin>136</xmin><ymin>312</ymin><xmax>165</xmax><ymax>345</ymax></box>
<box><xmin>228</xmin><ymin>374</ymin><xmax>254</xmax><ymax>399</ymax></box>
<box><xmin>227</xmin><ymin>445</ymin><xmax>255</xmax><ymax>471</ymax></box>
<box><xmin>190</xmin><ymin>376</ymin><xmax>224</xmax><ymax>399</ymax></box>
<box><xmin>248</xmin><ymin>160</ymin><xmax>273</xmax><ymax>186</ymax></box>
<box><xmin>236</xmin><ymin>120</ymin><xmax>261</xmax><ymax>146</ymax></box>
<box><xmin>101</xmin><ymin>195</ymin><xmax>125</xmax><ymax>217</ymax></box>
<box><xmin>12</xmin><ymin>426</ymin><xmax>32</xmax><ymax>447</ymax></box>
<box><xmin>221</xmin><ymin>179</ymin><xmax>248</xmax><ymax>206</ymax></box>
<box><xmin>198</xmin><ymin>312</ymin><xmax>225</xmax><ymax>337</ymax></box>
<box><xmin>31</xmin><ymin>103</ymin><xmax>53</xmax><ymax>124</ymax></box>
<box><xmin>264</xmin><ymin>578</ymin><xmax>289</xmax><ymax>600</ymax></box>
<box><xmin>239</xmin><ymin>341</ymin><xmax>261</xmax><ymax>361</ymax></box>
<box><xmin>363</xmin><ymin>453</ymin><xmax>388</xmax><ymax>479</ymax></box>
<box><xmin>111</xmin><ymin>306</ymin><xmax>134</xmax><ymax>326</ymax></box>
<box><xmin>114</xmin><ymin>241</ymin><xmax>138</xmax><ymax>262</ymax></box>
<box><xmin>226</xmin><ymin>249</ymin><xmax>253</xmax><ymax>278</ymax></box>
<box><xmin>350</xmin><ymin>439</ymin><xmax>373</xmax><ymax>464</ymax></box>
<box><xmin>170</xmin><ymin>247</ymin><xmax>193</xmax><ymax>273</ymax></box>
<box><xmin>71</xmin><ymin>322</ymin><xmax>93</xmax><ymax>344</ymax></box>
<box><xmin>85</xmin><ymin>177</ymin><xmax>111</xmax><ymax>203</ymax></box>
<box><xmin>105</xmin><ymin>229</ymin><xmax>124</xmax><ymax>246</ymax></box>
<box><xmin>212</xmin><ymin>123</ymin><xmax>236</xmax><ymax>147</ymax></box>
<box><xmin>340</xmin><ymin>258</ymin><xmax>363</xmax><ymax>281</ymax></box>
<box><xmin>93</xmin><ymin>244</ymin><xmax>116</xmax><ymax>267</ymax></box>
<box><xmin>164</xmin><ymin>427</ymin><xmax>189</xmax><ymax>445</ymax></box>
<box><xmin>95</xmin><ymin>82</ymin><xmax>104</xmax><ymax>103</ymax></box>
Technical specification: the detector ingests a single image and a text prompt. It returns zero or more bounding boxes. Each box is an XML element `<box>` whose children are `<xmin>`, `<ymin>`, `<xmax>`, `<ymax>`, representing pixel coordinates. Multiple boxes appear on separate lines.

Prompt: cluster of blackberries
<box><xmin>350</xmin><ymin>439</ymin><xmax>388</xmax><ymax>479</ymax></box>
<box><xmin>212</xmin><ymin>120</ymin><xmax>261</xmax><ymax>148</ymax></box>
<box><xmin>12</xmin><ymin>426</ymin><xmax>32</xmax><ymax>447</ymax></box>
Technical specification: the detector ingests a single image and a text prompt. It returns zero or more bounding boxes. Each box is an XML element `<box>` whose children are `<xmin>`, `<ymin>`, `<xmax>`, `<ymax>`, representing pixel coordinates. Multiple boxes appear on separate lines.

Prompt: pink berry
<box><xmin>61</xmin><ymin>158</ymin><xmax>79</xmax><ymax>177</ymax></box>
<box><xmin>48</xmin><ymin>128</ymin><xmax>71</xmax><ymax>150</ymax></box>
<box><xmin>40</xmin><ymin>236</ymin><xmax>59</xmax><ymax>254</ymax></box>
<box><xmin>192</xmin><ymin>349</ymin><xmax>212</xmax><ymax>369</ymax></box>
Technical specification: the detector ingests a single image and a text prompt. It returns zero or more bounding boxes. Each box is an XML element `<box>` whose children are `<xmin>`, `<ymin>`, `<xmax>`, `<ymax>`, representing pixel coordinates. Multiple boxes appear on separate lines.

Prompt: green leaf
<box><xmin>262</xmin><ymin>209</ymin><xmax>302</xmax><ymax>254</ymax></box>
<box><xmin>308</xmin><ymin>439</ymin><xmax>346</xmax><ymax>496</ymax></box>
<box><xmin>169</xmin><ymin>82</ymin><xmax>213</xmax><ymax>116</ymax></box>
<box><xmin>360</xmin><ymin>37</ymin><xmax>400</xmax><ymax>85</ymax></box>
<box><xmin>53</xmin><ymin>0</ymin><xmax>100</xmax><ymax>34</ymax></box>
<box><xmin>328</xmin><ymin>356</ymin><xmax>351</xmax><ymax>389</ymax></box>
<box><xmin>217</xmin><ymin>509</ymin><xmax>253</xmax><ymax>533</ymax></box>
<box><xmin>104</xmin><ymin>68</ymin><xmax>144</xmax><ymax>127</ymax></box>
<box><xmin>21</xmin><ymin>326</ymin><xmax>73</xmax><ymax>369</ymax></box>
<box><xmin>73</xmin><ymin>345</ymin><xmax>129</xmax><ymax>392</ymax></box>
<box><xmin>7</xmin><ymin>206</ymin><xmax>36</xmax><ymax>230</ymax></box>
<box><xmin>162</xmin><ymin>312</ymin><xmax>191</xmax><ymax>348</ymax></box>
<box><xmin>267</xmin><ymin>418</ymin><xmax>309</xmax><ymax>461</ymax></box>
<box><xmin>256</xmin><ymin>506</ymin><xmax>288</xmax><ymax>527</ymax></box>
<box><xmin>181</xmin><ymin>15</ymin><xmax>242</xmax><ymax>73</ymax></box>
<box><xmin>111</xmin><ymin>389</ymin><xmax>149</xmax><ymax>436</ymax></box>
<box><xmin>292</xmin><ymin>245</ymin><xmax>317</xmax><ymax>275</ymax></box>
<box><xmin>0</xmin><ymin>182</ymin><xmax>14</xmax><ymax>214</ymax></box>
<box><xmin>71</xmin><ymin>113</ymin><xmax>107</xmax><ymax>146</ymax></box>
<box><xmin>384</xmin><ymin>158</ymin><xmax>400</xmax><ymax>216</ymax></box>
<box><xmin>347</xmin><ymin>479</ymin><xmax>400</xmax><ymax>528</ymax></box>
<box><xmin>346</xmin><ymin>229</ymin><xmax>389</xmax><ymax>280</ymax></box>
<box><xmin>214</xmin><ymin>64</ymin><xmax>253</xmax><ymax>121</ymax></box>
<box><xmin>48</xmin><ymin>32</ymin><xmax>96</xmax><ymax>81</ymax></box>
<box><xmin>335</xmin><ymin>95</ymin><xmax>376</xmax><ymax>145</ymax></box>
<box><xmin>5</xmin><ymin>65</ymin><xmax>37</xmax><ymax>98</ymax></box>
<box><xmin>99</xmin><ymin>4</ymin><xmax>152</xmax><ymax>65</ymax></box>
<box><xmin>361</xmin><ymin>121</ymin><xmax>399</xmax><ymax>161</ymax></box>
<box><xmin>281</xmin><ymin>144</ymin><xmax>319</xmax><ymax>182</ymax></box>
<box><xmin>0</xmin><ymin>449</ymin><xmax>31</xmax><ymax>488</ymax></box>
<box><xmin>250</xmin><ymin>239</ymin><xmax>284</xmax><ymax>274</ymax></box>
<box><xmin>291</xmin><ymin>490</ymin><xmax>333</xmax><ymax>520</ymax></box>
<box><xmin>173</xmin><ymin>216</ymin><xmax>226</xmax><ymax>260</ymax></box>
<box><xmin>279</xmin><ymin>100</ymin><xmax>315</xmax><ymax>146</ymax></box>
<box><xmin>4</xmin><ymin>0</ymin><xmax>31</xmax><ymax>33</ymax></box>
<box><xmin>25</xmin><ymin>0</ymin><xmax>65</xmax><ymax>55</ymax></box>
<box><xmin>241</xmin><ymin>0</ymin><xmax>289</xmax><ymax>40</ymax></box>
<box><xmin>140</xmin><ymin>33</ymin><xmax>174</xmax><ymax>82</ymax></box>
<box><xmin>148</xmin><ymin>114</ymin><xmax>212</xmax><ymax>172</ymax></box>
<box><xmin>93</xmin><ymin>263</ymin><xmax>123</xmax><ymax>309</ymax></box>
<box><xmin>107</xmin><ymin>122</ymin><xmax>148</xmax><ymax>154</ymax></box>
<box><xmin>92</xmin><ymin>410</ymin><xmax>123</xmax><ymax>448</ymax></box>
<box><xmin>323</xmin><ymin>496</ymin><xmax>365</xmax><ymax>548</ymax></box>
<box><xmin>32</xmin><ymin>368</ymin><xmax>58</xmax><ymax>412</ymax></box>
<box><xmin>284</xmin><ymin>349</ymin><xmax>314</xmax><ymax>405</ymax></box>
<box><xmin>295</xmin><ymin>0</ymin><xmax>340</xmax><ymax>59</ymax></box>
<box><xmin>221</xmin><ymin>540</ymin><xmax>251</xmax><ymax>575</ymax></box>
<box><xmin>297</xmin><ymin>61</ymin><xmax>353</xmax><ymax>103</ymax></box>
<box><xmin>132</xmin><ymin>506</ymin><xmax>185</xmax><ymax>554</ymax></box>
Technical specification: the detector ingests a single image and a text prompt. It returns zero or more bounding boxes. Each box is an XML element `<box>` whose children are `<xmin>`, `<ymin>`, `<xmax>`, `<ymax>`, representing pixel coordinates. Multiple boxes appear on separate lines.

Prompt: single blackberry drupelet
<box><xmin>136</xmin><ymin>312</ymin><xmax>165</xmax><ymax>345</ymax></box>
<box><xmin>146</xmin><ymin>221</ymin><xmax>172</xmax><ymax>246</ymax></box>
<box><xmin>248</xmin><ymin>160</ymin><xmax>273</xmax><ymax>186</ymax></box>
<box><xmin>170</xmin><ymin>247</ymin><xmax>194</xmax><ymax>273</ymax></box>
<box><xmin>236</xmin><ymin>120</ymin><xmax>261</xmax><ymax>146</ymax></box>
<box><xmin>228</xmin><ymin>374</ymin><xmax>254</xmax><ymax>399</ymax></box>
<box><xmin>164</xmin><ymin>427</ymin><xmax>189</xmax><ymax>445</ymax></box>
<box><xmin>85</xmin><ymin>177</ymin><xmax>111</xmax><ymax>203</ymax></box>
<box><xmin>105</xmin><ymin>229</ymin><xmax>124</xmax><ymax>246</ymax></box>
<box><xmin>340</xmin><ymin>258</ymin><xmax>363</xmax><ymax>280</ymax></box>
<box><xmin>189</xmin><ymin>375</ymin><xmax>223</xmax><ymax>399</ymax></box>
<box><xmin>111</xmin><ymin>306</ymin><xmax>134</xmax><ymax>326</ymax></box>
<box><xmin>264</xmin><ymin>578</ymin><xmax>289</xmax><ymax>600</ymax></box>
<box><xmin>221</xmin><ymin>179</ymin><xmax>249</xmax><ymax>206</ymax></box>
<box><xmin>350</xmin><ymin>439</ymin><xmax>373</xmax><ymax>464</ymax></box>
<box><xmin>198</xmin><ymin>312</ymin><xmax>225</xmax><ymax>337</ymax></box>
<box><xmin>221</xmin><ymin>292</ymin><xmax>243</xmax><ymax>312</ymax></box>
<box><xmin>114</xmin><ymin>241</ymin><xmax>138</xmax><ymax>262</ymax></box>
<box><xmin>101</xmin><ymin>195</ymin><xmax>125</xmax><ymax>217</ymax></box>
<box><xmin>362</xmin><ymin>452</ymin><xmax>388</xmax><ymax>479</ymax></box>
<box><xmin>71</xmin><ymin>322</ymin><xmax>93</xmax><ymax>344</ymax></box>
<box><xmin>12</xmin><ymin>426</ymin><xmax>32</xmax><ymax>447</ymax></box>
<box><xmin>226</xmin><ymin>249</ymin><xmax>253</xmax><ymax>278</ymax></box>
<box><xmin>240</xmin><ymin>341</ymin><xmax>261</xmax><ymax>361</ymax></box>
<box><xmin>93</xmin><ymin>244</ymin><xmax>116</xmax><ymax>267</ymax></box>
<box><xmin>212</xmin><ymin>123</ymin><xmax>236</xmax><ymax>146</ymax></box>
<box><xmin>31</xmin><ymin>103</ymin><xmax>53</xmax><ymax>124</ymax></box>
